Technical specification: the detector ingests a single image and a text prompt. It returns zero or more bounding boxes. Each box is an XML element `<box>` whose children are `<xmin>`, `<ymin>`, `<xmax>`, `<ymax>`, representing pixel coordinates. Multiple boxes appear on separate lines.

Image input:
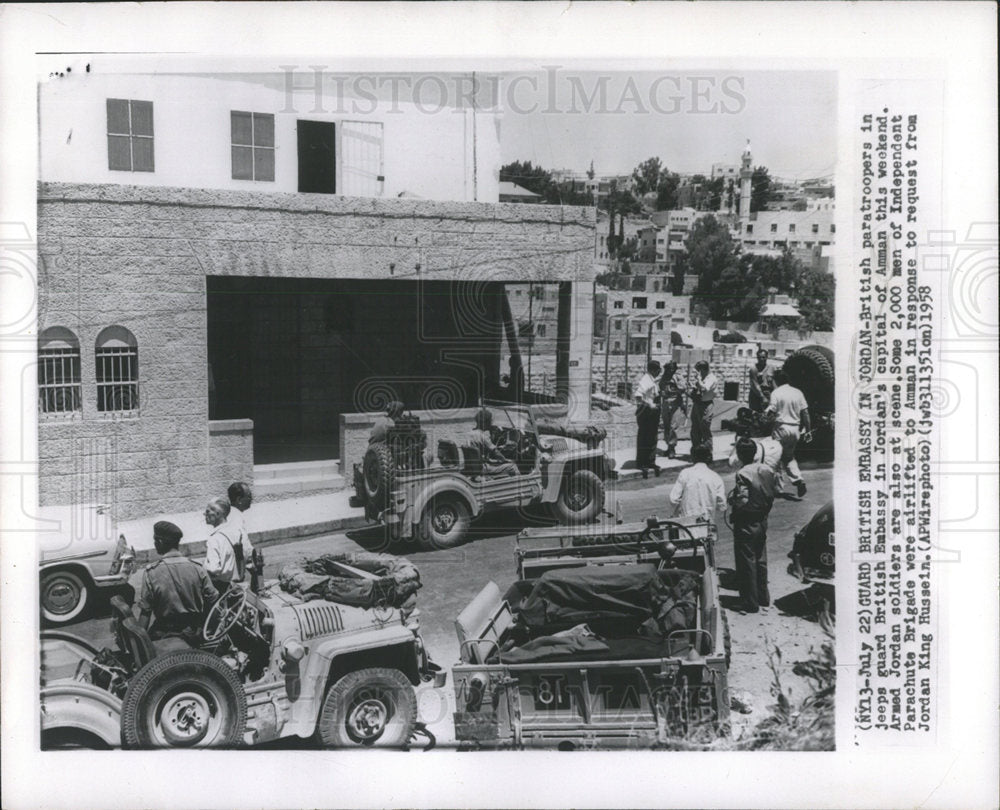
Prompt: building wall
<box><xmin>40</xmin><ymin>71</ymin><xmax>501</xmax><ymax>203</ymax></box>
<box><xmin>38</xmin><ymin>182</ymin><xmax>596</xmax><ymax>519</ymax></box>
<box><xmin>738</xmin><ymin>209</ymin><xmax>835</xmax><ymax>250</ymax></box>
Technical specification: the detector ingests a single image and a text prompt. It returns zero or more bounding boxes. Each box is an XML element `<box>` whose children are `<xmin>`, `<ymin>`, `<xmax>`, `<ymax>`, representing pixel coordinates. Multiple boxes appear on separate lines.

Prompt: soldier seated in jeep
<box><xmin>467</xmin><ymin>408</ymin><xmax>518</xmax><ymax>477</ymax></box>
<box><xmin>370</xmin><ymin>400</ymin><xmax>405</xmax><ymax>444</ymax></box>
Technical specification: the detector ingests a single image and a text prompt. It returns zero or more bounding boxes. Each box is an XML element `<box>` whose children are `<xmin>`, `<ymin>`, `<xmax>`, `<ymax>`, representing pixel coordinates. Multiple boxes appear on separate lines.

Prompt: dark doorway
<box><xmin>297</xmin><ymin>120</ymin><xmax>336</xmax><ymax>194</ymax></box>
<box><xmin>207</xmin><ymin>277</ymin><xmax>507</xmax><ymax>464</ymax></box>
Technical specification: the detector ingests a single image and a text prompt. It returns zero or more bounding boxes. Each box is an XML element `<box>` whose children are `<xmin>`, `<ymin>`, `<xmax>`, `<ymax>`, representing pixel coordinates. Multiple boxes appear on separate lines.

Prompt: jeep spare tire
<box><xmin>551</xmin><ymin>469</ymin><xmax>605</xmax><ymax>525</ymax></box>
<box><xmin>363</xmin><ymin>442</ymin><xmax>395</xmax><ymax>511</ymax></box>
<box><xmin>315</xmin><ymin>667</ymin><xmax>417</xmax><ymax>748</ymax></box>
<box><xmin>782</xmin><ymin>345</ymin><xmax>835</xmax><ymax>414</ymax></box>
<box><xmin>121</xmin><ymin>650</ymin><xmax>247</xmax><ymax>748</ymax></box>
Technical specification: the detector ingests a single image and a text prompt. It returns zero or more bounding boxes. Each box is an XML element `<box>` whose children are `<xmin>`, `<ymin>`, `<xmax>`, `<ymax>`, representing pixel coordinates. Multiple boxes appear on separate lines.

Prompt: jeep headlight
<box><xmin>281</xmin><ymin>638</ymin><xmax>305</xmax><ymax>663</ymax></box>
<box><xmin>110</xmin><ymin>534</ymin><xmax>135</xmax><ymax>575</ymax></box>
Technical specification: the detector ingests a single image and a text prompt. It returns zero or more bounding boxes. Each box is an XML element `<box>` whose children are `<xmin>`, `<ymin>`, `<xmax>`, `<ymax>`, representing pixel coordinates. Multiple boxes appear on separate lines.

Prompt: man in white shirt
<box><xmin>203</xmin><ymin>496</ymin><xmax>244</xmax><ymax>591</ymax></box>
<box><xmin>689</xmin><ymin>360</ymin><xmax>718</xmax><ymax>457</ymax></box>
<box><xmin>226</xmin><ymin>481</ymin><xmax>254</xmax><ymax>556</ymax></box>
<box><xmin>667</xmin><ymin>444</ymin><xmax>726</xmax><ymax>528</ymax></box>
<box><xmin>633</xmin><ymin>360</ymin><xmax>662</xmax><ymax>478</ymax></box>
<box><xmin>765</xmin><ymin>369</ymin><xmax>811</xmax><ymax>498</ymax></box>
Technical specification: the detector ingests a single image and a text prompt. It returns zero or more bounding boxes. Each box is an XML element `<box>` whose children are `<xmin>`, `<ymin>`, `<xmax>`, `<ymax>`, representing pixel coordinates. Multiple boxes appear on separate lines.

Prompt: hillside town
<box><xmin>500</xmin><ymin>142</ymin><xmax>835</xmax><ymax>403</ymax></box>
<box><xmin>34</xmin><ymin>62</ymin><xmax>835</xmax><ymax>755</ymax></box>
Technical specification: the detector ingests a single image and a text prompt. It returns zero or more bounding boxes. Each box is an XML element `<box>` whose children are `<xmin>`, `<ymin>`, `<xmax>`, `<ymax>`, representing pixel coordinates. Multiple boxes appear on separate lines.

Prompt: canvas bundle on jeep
<box><xmin>277</xmin><ymin>552</ymin><xmax>421</xmax><ymax>613</ymax></box>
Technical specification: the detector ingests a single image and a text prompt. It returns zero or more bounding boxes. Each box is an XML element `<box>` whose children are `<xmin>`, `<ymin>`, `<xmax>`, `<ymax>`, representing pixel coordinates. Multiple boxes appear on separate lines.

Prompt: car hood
<box><xmin>37</xmin><ymin>504</ymin><xmax>118</xmax><ymax>561</ymax></box>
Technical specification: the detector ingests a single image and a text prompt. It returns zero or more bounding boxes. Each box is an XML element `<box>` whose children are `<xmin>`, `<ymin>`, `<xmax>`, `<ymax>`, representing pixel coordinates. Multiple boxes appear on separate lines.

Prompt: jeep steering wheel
<box><xmin>202</xmin><ymin>586</ymin><xmax>249</xmax><ymax>643</ymax></box>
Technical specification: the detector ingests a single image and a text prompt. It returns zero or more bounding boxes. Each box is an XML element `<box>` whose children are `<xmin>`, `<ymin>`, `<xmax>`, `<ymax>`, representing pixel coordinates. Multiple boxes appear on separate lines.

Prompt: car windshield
<box><xmin>482</xmin><ymin>400</ymin><xmax>534</xmax><ymax>432</ymax></box>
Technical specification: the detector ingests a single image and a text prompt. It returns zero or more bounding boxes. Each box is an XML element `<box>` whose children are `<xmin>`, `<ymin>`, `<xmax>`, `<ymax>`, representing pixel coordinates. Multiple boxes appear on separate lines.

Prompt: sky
<box><xmin>497</xmin><ymin>69</ymin><xmax>837</xmax><ymax>181</ymax></box>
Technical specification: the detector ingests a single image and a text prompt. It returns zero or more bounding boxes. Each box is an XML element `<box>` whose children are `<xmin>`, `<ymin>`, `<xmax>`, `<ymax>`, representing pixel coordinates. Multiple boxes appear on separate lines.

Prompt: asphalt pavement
<box><xmin>57</xmin><ymin>459</ymin><xmax>834</xmax><ymax>747</ymax></box>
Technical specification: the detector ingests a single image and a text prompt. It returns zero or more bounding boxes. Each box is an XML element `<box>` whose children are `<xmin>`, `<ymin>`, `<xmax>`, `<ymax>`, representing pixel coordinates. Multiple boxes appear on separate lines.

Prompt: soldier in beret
<box><xmin>137</xmin><ymin>520</ymin><xmax>218</xmax><ymax>640</ymax></box>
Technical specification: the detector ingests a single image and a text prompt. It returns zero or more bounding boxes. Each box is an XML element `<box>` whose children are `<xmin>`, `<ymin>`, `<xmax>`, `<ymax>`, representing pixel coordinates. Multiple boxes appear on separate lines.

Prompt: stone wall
<box><xmin>38</xmin><ymin>182</ymin><xmax>597</xmax><ymax>519</ymax></box>
<box><xmin>207</xmin><ymin>419</ymin><xmax>254</xmax><ymax>496</ymax></box>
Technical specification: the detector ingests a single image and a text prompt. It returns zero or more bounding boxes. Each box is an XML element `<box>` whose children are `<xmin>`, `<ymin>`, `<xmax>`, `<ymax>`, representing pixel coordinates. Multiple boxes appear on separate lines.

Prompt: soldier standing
<box><xmin>658</xmin><ymin>360</ymin><xmax>686</xmax><ymax>459</ymax></box>
<box><xmin>729</xmin><ymin>441</ymin><xmax>778</xmax><ymax>614</ymax></box>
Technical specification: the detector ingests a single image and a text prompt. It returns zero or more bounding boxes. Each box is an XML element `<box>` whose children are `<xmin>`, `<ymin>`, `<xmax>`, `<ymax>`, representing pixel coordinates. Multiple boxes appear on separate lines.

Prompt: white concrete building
<box><xmin>40</xmin><ymin>64</ymin><xmax>501</xmax><ymax>202</ymax></box>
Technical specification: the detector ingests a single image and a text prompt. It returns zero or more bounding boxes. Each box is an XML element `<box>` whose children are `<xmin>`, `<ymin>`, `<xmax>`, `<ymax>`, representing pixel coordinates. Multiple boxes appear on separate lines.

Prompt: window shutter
<box><xmin>340</xmin><ymin>121</ymin><xmax>384</xmax><ymax>197</ymax></box>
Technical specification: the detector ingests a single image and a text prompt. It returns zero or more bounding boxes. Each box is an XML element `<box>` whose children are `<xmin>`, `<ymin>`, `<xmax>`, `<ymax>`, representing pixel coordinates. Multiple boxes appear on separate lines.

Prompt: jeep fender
<box><xmin>281</xmin><ymin>625</ymin><xmax>420</xmax><ymax>738</ymax></box>
<box><xmin>410</xmin><ymin>477</ymin><xmax>480</xmax><ymax>528</ymax></box>
<box><xmin>543</xmin><ymin>450</ymin><xmax>611</xmax><ymax>503</ymax></box>
<box><xmin>41</xmin><ymin>682</ymin><xmax>122</xmax><ymax>748</ymax></box>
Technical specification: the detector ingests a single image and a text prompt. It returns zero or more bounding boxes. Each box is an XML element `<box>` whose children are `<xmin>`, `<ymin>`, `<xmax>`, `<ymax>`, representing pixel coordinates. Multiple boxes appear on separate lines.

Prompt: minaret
<box><xmin>738</xmin><ymin>139</ymin><xmax>753</xmax><ymax>227</ymax></box>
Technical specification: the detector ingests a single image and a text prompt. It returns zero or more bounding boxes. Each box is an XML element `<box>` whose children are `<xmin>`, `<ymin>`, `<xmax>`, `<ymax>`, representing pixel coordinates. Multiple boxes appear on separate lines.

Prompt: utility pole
<box><xmin>527</xmin><ymin>283</ymin><xmax>534</xmax><ymax>390</ymax></box>
<box><xmin>603</xmin><ymin>312</ymin><xmax>613</xmax><ymax>393</ymax></box>
<box><xmin>646</xmin><ymin>316</ymin><xmax>663</xmax><ymax>363</ymax></box>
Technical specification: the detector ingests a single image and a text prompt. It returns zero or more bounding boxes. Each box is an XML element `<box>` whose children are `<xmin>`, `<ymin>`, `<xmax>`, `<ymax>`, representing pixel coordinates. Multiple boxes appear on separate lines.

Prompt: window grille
<box><xmin>38</xmin><ymin>334</ymin><xmax>82</xmax><ymax>416</ymax></box>
<box><xmin>95</xmin><ymin>327</ymin><xmax>139</xmax><ymax>414</ymax></box>
<box><xmin>107</xmin><ymin>99</ymin><xmax>154</xmax><ymax>172</ymax></box>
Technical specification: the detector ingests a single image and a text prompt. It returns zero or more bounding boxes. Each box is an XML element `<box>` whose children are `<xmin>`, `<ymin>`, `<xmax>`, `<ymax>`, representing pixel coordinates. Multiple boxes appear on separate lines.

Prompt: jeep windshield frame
<box><xmin>481</xmin><ymin>398</ymin><xmax>541</xmax><ymax>437</ymax></box>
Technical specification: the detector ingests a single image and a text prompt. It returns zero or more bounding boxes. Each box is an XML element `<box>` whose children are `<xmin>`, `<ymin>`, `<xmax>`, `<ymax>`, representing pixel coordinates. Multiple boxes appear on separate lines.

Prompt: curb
<box><xmin>134</xmin><ymin>513</ymin><xmax>372</xmax><ymax>565</ymax></box>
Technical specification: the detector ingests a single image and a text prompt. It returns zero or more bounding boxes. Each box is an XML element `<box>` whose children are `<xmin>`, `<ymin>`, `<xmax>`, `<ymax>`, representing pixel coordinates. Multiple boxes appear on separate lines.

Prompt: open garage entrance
<box><xmin>207</xmin><ymin>276</ymin><xmax>555</xmax><ymax>464</ymax></box>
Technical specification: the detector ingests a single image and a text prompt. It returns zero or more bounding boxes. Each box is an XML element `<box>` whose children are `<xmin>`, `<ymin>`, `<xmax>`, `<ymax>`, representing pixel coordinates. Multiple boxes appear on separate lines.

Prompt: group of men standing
<box><xmin>645</xmin><ymin>348</ymin><xmax>814</xmax><ymax>615</ymax></box>
<box><xmin>633</xmin><ymin>358</ymin><xmax>718</xmax><ymax>478</ymax></box>
<box><xmin>136</xmin><ymin>482</ymin><xmax>257</xmax><ymax>641</ymax></box>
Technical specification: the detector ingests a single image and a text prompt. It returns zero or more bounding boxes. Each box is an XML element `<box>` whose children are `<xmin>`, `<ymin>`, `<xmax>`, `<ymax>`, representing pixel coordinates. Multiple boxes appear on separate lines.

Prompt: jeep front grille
<box><xmin>295</xmin><ymin>603</ymin><xmax>344</xmax><ymax>639</ymax></box>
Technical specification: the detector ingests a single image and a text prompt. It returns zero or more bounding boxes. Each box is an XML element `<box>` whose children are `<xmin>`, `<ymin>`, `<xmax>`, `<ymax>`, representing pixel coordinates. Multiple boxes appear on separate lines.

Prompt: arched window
<box><xmin>95</xmin><ymin>326</ymin><xmax>139</xmax><ymax>413</ymax></box>
<box><xmin>38</xmin><ymin>327</ymin><xmax>81</xmax><ymax>415</ymax></box>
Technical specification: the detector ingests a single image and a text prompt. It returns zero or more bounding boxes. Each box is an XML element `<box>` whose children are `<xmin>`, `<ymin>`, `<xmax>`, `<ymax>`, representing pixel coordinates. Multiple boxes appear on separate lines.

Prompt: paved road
<box><xmin>53</xmin><ymin>460</ymin><xmax>833</xmax><ymax>745</ymax></box>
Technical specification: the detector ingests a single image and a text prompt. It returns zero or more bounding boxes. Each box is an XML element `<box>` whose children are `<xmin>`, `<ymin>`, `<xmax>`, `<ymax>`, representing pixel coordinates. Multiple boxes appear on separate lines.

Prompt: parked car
<box><xmin>352</xmin><ymin>401</ymin><xmax>617</xmax><ymax>550</ymax></box>
<box><xmin>40</xmin><ymin>552</ymin><xmax>445</xmax><ymax>749</ymax></box>
<box><xmin>38</xmin><ymin>503</ymin><xmax>135</xmax><ymax>625</ymax></box>
<box><xmin>450</xmin><ymin>514</ymin><xmax>731</xmax><ymax>749</ymax></box>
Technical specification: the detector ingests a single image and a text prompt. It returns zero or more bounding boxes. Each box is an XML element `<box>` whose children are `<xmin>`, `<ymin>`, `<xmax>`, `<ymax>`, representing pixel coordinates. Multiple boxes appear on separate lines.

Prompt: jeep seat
<box><xmin>109</xmin><ymin>595</ymin><xmax>196</xmax><ymax>671</ymax></box>
<box><xmin>460</xmin><ymin>445</ymin><xmax>484</xmax><ymax>478</ymax></box>
<box><xmin>437</xmin><ymin>439</ymin><xmax>460</xmax><ymax>468</ymax></box>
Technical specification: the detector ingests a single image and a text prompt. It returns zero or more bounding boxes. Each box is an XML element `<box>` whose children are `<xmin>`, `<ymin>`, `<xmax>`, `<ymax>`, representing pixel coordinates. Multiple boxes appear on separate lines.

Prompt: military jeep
<box><xmin>352</xmin><ymin>401</ymin><xmax>617</xmax><ymax>551</ymax></box>
<box><xmin>40</xmin><ymin>553</ymin><xmax>444</xmax><ymax>749</ymax></box>
<box><xmin>450</xmin><ymin>515</ymin><xmax>731</xmax><ymax>749</ymax></box>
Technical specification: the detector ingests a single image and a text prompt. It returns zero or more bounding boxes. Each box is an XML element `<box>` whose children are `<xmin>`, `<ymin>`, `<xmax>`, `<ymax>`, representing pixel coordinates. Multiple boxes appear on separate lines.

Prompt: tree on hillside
<box><xmin>750</xmin><ymin>166</ymin><xmax>773</xmax><ymax>213</ymax></box>
<box><xmin>686</xmin><ymin>215</ymin><xmax>741</xmax><ymax>319</ymax></box>
<box><xmin>631</xmin><ymin>157</ymin><xmax>663</xmax><ymax>197</ymax></box>
<box><xmin>795</xmin><ymin>264</ymin><xmax>836</xmax><ymax>332</ymax></box>
<box><xmin>500</xmin><ymin>161</ymin><xmax>596</xmax><ymax>206</ymax></box>
<box><xmin>500</xmin><ymin>161</ymin><xmax>558</xmax><ymax>203</ymax></box>
<box><xmin>601</xmin><ymin>184</ymin><xmax>642</xmax><ymax>257</ymax></box>
<box><xmin>703</xmin><ymin>177</ymin><xmax>725</xmax><ymax>211</ymax></box>
<box><xmin>655</xmin><ymin>173</ymin><xmax>680</xmax><ymax>211</ymax></box>
<box><xmin>630</xmin><ymin>156</ymin><xmax>681</xmax><ymax>212</ymax></box>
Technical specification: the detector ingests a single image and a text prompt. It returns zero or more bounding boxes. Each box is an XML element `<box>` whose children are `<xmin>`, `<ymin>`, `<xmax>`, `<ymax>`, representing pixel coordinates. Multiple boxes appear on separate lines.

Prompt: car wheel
<box><xmin>419</xmin><ymin>496</ymin><xmax>471</xmax><ymax>550</ymax></box>
<box><xmin>121</xmin><ymin>650</ymin><xmax>247</xmax><ymax>748</ymax></box>
<box><xmin>315</xmin><ymin>667</ymin><xmax>416</xmax><ymax>748</ymax></box>
<box><xmin>551</xmin><ymin>469</ymin><xmax>605</xmax><ymax>525</ymax></box>
<box><xmin>40</xmin><ymin>569</ymin><xmax>90</xmax><ymax>625</ymax></box>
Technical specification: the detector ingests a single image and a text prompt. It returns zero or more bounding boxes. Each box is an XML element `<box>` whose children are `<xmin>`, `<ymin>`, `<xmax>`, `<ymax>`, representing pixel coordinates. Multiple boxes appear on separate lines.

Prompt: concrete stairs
<box><xmin>253</xmin><ymin>458</ymin><xmax>346</xmax><ymax>500</ymax></box>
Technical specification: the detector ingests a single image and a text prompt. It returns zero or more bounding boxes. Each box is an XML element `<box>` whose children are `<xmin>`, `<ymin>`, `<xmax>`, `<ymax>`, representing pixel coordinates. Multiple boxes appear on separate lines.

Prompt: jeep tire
<box><xmin>363</xmin><ymin>442</ymin><xmax>395</xmax><ymax>511</ymax></box>
<box><xmin>121</xmin><ymin>650</ymin><xmax>247</xmax><ymax>748</ymax></box>
<box><xmin>419</xmin><ymin>496</ymin><xmax>471</xmax><ymax>550</ymax></box>
<box><xmin>315</xmin><ymin>667</ymin><xmax>416</xmax><ymax>748</ymax></box>
<box><xmin>551</xmin><ymin>469</ymin><xmax>605</xmax><ymax>525</ymax></box>
<box><xmin>782</xmin><ymin>345</ymin><xmax>835</xmax><ymax>413</ymax></box>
